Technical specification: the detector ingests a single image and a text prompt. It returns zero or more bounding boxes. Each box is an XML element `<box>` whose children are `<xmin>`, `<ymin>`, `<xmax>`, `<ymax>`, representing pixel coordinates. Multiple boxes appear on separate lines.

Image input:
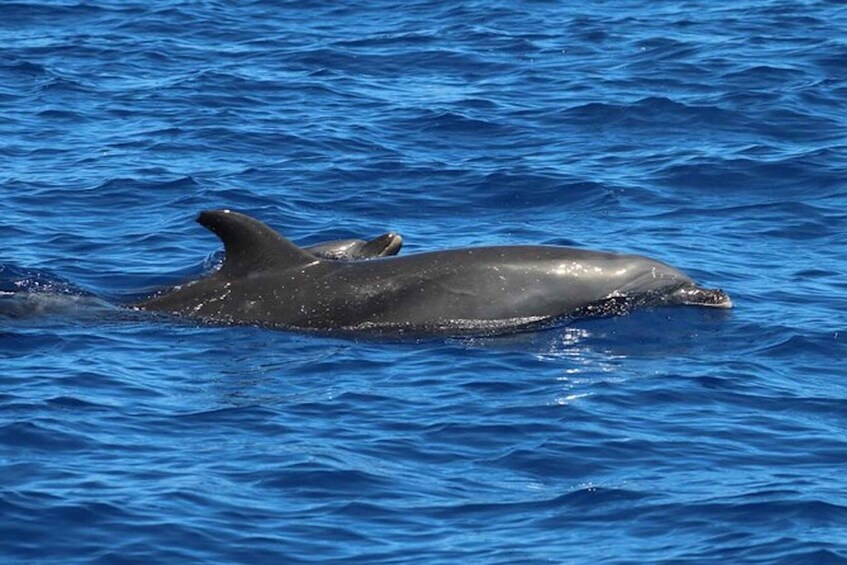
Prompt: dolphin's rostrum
<box><xmin>137</xmin><ymin>210</ymin><xmax>731</xmax><ymax>335</ymax></box>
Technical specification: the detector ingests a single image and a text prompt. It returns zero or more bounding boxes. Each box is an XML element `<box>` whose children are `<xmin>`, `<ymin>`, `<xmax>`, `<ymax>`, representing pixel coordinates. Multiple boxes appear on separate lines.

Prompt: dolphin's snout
<box><xmin>362</xmin><ymin>232</ymin><xmax>403</xmax><ymax>257</ymax></box>
<box><xmin>674</xmin><ymin>286</ymin><xmax>733</xmax><ymax>308</ymax></box>
<box><xmin>381</xmin><ymin>233</ymin><xmax>403</xmax><ymax>256</ymax></box>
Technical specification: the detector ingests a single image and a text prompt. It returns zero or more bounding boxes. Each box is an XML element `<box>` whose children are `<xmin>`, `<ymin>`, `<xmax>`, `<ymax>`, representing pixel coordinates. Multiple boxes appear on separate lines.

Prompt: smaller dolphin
<box><xmin>137</xmin><ymin>210</ymin><xmax>731</xmax><ymax>336</ymax></box>
<box><xmin>304</xmin><ymin>233</ymin><xmax>403</xmax><ymax>261</ymax></box>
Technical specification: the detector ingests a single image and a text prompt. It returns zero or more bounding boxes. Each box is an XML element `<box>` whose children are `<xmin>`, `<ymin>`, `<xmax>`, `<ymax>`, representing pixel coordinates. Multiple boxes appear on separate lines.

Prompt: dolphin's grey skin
<box><xmin>303</xmin><ymin>233</ymin><xmax>403</xmax><ymax>261</ymax></box>
<box><xmin>137</xmin><ymin>210</ymin><xmax>731</xmax><ymax>336</ymax></box>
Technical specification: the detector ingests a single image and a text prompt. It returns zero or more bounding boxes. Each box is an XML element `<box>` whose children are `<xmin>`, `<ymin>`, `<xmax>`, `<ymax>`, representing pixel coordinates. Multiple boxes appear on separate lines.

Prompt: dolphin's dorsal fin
<box><xmin>197</xmin><ymin>209</ymin><xmax>317</xmax><ymax>276</ymax></box>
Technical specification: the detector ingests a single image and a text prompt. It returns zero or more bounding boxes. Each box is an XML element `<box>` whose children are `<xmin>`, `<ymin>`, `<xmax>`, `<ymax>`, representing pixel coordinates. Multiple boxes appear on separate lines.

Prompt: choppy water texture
<box><xmin>3</xmin><ymin>1</ymin><xmax>847</xmax><ymax>562</ymax></box>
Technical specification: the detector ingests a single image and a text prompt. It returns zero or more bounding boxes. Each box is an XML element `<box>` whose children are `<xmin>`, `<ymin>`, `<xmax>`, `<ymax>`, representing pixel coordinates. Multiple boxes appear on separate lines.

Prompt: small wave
<box><xmin>473</xmin><ymin>172</ymin><xmax>609</xmax><ymax>209</ymax></box>
<box><xmin>38</xmin><ymin>76</ymin><xmax>96</xmax><ymax>94</ymax></box>
<box><xmin>722</xmin><ymin>64</ymin><xmax>809</xmax><ymax>86</ymax></box>
<box><xmin>0</xmin><ymin>421</ymin><xmax>89</xmax><ymax>452</ymax></box>
<box><xmin>401</xmin><ymin>109</ymin><xmax>513</xmax><ymax>136</ymax></box>
<box><xmin>423</xmin><ymin>486</ymin><xmax>649</xmax><ymax>520</ymax></box>
<box><xmin>334</xmin><ymin>32</ymin><xmax>437</xmax><ymax>50</ymax></box>
<box><xmin>35</xmin><ymin>108</ymin><xmax>86</xmax><ymax>121</ymax></box>
<box><xmin>756</xmin><ymin>332</ymin><xmax>845</xmax><ymax>360</ymax></box>
<box><xmin>0</xmin><ymin>59</ymin><xmax>48</xmax><ymax>76</ymax></box>
<box><xmin>1</xmin><ymin>1</ymin><xmax>106</xmax><ymax>24</ymax></box>
<box><xmin>561</xmin><ymin>96</ymin><xmax>740</xmax><ymax>130</ymax></box>
<box><xmin>259</xmin><ymin>467</ymin><xmax>393</xmax><ymax>495</ymax></box>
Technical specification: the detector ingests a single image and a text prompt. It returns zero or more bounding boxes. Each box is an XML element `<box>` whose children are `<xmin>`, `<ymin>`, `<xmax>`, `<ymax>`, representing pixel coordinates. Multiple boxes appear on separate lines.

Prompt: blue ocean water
<box><xmin>2</xmin><ymin>0</ymin><xmax>847</xmax><ymax>562</ymax></box>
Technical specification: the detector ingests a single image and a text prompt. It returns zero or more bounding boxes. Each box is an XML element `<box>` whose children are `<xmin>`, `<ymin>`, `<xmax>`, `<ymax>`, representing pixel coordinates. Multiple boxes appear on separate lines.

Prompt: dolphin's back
<box><xmin>306</xmin><ymin>246</ymin><xmax>693</xmax><ymax>331</ymax></box>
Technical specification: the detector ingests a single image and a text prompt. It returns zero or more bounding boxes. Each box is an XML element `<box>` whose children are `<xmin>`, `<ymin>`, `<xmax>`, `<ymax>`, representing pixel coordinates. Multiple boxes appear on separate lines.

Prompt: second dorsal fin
<box><xmin>197</xmin><ymin>209</ymin><xmax>318</xmax><ymax>276</ymax></box>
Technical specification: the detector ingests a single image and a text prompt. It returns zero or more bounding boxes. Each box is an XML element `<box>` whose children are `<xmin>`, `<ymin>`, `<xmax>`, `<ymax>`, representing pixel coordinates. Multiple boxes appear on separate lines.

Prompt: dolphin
<box><xmin>136</xmin><ymin>210</ymin><xmax>731</xmax><ymax>336</ymax></box>
<box><xmin>304</xmin><ymin>233</ymin><xmax>402</xmax><ymax>261</ymax></box>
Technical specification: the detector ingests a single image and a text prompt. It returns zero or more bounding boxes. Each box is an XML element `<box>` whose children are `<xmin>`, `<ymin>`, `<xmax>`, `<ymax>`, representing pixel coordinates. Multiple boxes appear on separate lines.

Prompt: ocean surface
<box><xmin>2</xmin><ymin>0</ymin><xmax>847</xmax><ymax>562</ymax></box>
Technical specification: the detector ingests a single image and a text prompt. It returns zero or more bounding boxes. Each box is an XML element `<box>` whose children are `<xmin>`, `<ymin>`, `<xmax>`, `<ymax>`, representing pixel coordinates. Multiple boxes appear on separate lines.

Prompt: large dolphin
<box><xmin>137</xmin><ymin>210</ymin><xmax>731</xmax><ymax>336</ymax></box>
